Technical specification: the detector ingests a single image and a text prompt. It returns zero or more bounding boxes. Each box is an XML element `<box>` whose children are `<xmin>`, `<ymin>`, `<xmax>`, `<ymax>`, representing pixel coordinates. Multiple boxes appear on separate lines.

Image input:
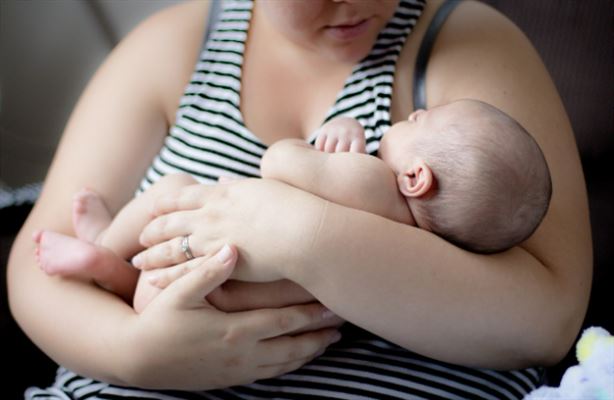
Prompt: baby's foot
<box><xmin>72</xmin><ymin>188</ymin><xmax>112</xmax><ymax>244</ymax></box>
<box><xmin>32</xmin><ymin>230</ymin><xmax>102</xmax><ymax>277</ymax></box>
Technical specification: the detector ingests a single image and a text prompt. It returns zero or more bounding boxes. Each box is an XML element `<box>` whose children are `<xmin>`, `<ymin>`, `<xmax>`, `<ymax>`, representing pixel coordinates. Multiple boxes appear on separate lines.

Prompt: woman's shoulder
<box><xmin>421</xmin><ymin>0</ymin><xmax>540</xmax><ymax>104</ymax></box>
<box><xmin>136</xmin><ymin>0</ymin><xmax>210</xmax><ymax>37</ymax></box>
<box><xmin>433</xmin><ymin>0</ymin><xmax>533</xmax><ymax>56</ymax></box>
<box><xmin>395</xmin><ymin>0</ymin><xmax>529</xmax><ymax>116</ymax></box>
<box><xmin>113</xmin><ymin>0</ymin><xmax>211</xmax><ymax>122</ymax></box>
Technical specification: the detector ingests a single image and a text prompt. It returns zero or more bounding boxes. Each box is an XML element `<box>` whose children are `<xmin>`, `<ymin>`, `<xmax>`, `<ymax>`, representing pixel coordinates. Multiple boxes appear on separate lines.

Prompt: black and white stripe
<box><xmin>26</xmin><ymin>0</ymin><xmax>544</xmax><ymax>398</ymax></box>
<box><xmin>139</xmin><ymin>0</ymin><xmax>425</xmax><ymax>190</ymax></box>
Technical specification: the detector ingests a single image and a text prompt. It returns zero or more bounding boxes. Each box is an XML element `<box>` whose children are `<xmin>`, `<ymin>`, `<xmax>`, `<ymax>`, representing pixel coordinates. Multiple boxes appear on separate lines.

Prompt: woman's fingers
<box><xmin>160</xmin><ymin>245</ymin><xmax>238</xmax><ymax>309</ymax></box>
<box><xmin>242</xmin><ymin>302</ymin><xmax>338</xmax><ymax>340</ymax></box>
<box><xmin>259</xmin><ymin>328</ymin><xmax>340</xmax><ymax>366</ymax></box>
<box><xmin>207</xmin><ymin>279</ymin><xmax>315</xmax><ymax>312</ymax></box>
<box><xmin>253</xmin><ymin>328</ymin><xmax>341</xmax><ymax>380</ymax></box>
<box><xmin>144</xmin><ymin>245</ymin><xmax>236</xmax><ymax>288</ymax></box>
<box><xmin>144</xmin><ymin>257</ymin><xmax>205</xmax><ymax>288</ymax></box>
<box><xmin>139</xmin><ymin>210</ymin><xmax>196</xmax><ymax>247</ymax></box>
<box><xmin>151</xmin><ymin>183</ymin><xmax>213</xmax><ymax>216</ymax></box>
<box><xmin>133</xmin><ymin>236</ymin><xmax>194</xmax><ymax>270</ymax></box>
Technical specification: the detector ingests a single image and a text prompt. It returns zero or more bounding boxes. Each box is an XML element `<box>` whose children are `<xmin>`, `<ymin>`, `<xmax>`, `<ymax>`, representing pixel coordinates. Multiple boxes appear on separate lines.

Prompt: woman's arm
<box><xmin>7</xmin><ymin>1</ymin><xmax>189</xmax><ymax>381</ymax></box>
<box><xmin>7</xmin><ymin>1</ymin><xmax>338</xmax><ymax>387</ymax></box>
<box><xmin>289</xmin><ymin>1</ymin><xmax>592</xmax><ymax>368</ymax></box>
<box><xmin>136</xmin><ymin>1</ymin><xmax>591</xmax><ymax>370</ymax></box>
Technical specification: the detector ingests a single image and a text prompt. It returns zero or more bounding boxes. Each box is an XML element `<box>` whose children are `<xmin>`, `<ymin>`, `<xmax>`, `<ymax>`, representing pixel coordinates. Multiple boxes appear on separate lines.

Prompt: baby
<box><xmin>263</xmin><ymin>98</ymin><xmax>552</xmax><ymax>254</ymax></box>
<box><xmin>33</xmin><ymin>99</ymin><xmax>552</xmax><ymax>312</ymax></box>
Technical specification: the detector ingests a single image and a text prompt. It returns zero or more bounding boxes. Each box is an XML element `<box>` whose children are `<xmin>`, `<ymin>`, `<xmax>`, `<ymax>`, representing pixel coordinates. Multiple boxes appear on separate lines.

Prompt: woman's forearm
<box><xmin>286</xmin><ymin>200</ymin><xmax>580</xmax><ymax>369</ymax></box>
<box><xmin>135</xmin><ymin>178</ymin><xmax>579</xmax><ymax>369</ymax></box>
<box><xmin>8</xmin><ymin>225</ymin><xmax>135</xmax><ymax>385</ymax></box>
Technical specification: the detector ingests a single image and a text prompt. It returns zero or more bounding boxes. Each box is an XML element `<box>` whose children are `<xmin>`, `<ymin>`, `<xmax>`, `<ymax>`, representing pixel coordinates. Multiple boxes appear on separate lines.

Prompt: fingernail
<box><xmin>216</xmin><ymin>244</ymin><xmax>234</xmax><ymax>265</ymax></box>
<box><xmin>322</xmin><ymin>308</ymin><xmax>336</xmax><ymax>320</ymax></box>
<box><xmin>131</xmin><ymin>254</ymin><xmax>142</xmax><ymax>269</ymax></box>
<box><xmin>330</xmin><ymin>332</ymin><xmax>342</xmax><ymax>344</ymax></box>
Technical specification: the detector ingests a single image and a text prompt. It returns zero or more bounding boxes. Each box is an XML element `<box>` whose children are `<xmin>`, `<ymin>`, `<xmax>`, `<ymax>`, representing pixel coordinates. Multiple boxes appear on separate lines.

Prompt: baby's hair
<box><xmin>410</xmin><ymin>100</ymin><xmax>552</xmax><ymax>253</ymax></box>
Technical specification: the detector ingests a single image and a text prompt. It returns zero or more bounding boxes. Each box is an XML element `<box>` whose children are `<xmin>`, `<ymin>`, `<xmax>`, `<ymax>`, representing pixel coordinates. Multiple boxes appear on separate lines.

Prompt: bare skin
<box><xmin>33</xmin><ymin>173</ymin><xmax>325</xmax><ymax>317</ymax></box>
<box><xmin>8</xmin><ymin>1</ymin><xmax>342</xmax><ymax>388</ymax></box>
<box><xmin>134</xmin><ymin>0</ymin><xmax>591</xmax><ymax>369</ymax></box>
<box><xmin>33</xmin><ymin>188</ymin><xmax>142</xmax><ymax>306</ymax></box>
<box><xmin>8</xmin><ymin>0</ymin><xmax>591</xmax><ymax>390</ymax></box>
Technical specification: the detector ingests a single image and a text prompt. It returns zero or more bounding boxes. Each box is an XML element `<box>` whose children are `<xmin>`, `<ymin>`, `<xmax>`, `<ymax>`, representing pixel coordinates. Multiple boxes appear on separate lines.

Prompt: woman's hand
<box><xmin>132</xmin><ymin>179</ymin><xmax>325</xmax><ymax>283</ymax></box>
<box><xmin>126</xmin><ymin>245</ymin><xmax>342</xmax><ymax>390</ymax></box>
<box><xmin>153</xmin><ymin>272</ymin><xmax>318</xmax><ymax>313</ymax></box>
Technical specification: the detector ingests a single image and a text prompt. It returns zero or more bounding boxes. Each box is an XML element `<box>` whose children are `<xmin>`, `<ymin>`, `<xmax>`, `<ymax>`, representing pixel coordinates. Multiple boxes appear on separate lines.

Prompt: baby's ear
<box><xmin>398</xmin><ymin>159</ymin><xmax>434</xmax><ymax>198</ymax></box>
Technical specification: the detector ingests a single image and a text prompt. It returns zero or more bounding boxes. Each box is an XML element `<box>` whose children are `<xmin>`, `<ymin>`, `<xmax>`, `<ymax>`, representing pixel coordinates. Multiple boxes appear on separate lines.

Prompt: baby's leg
<box><xmin>96</xmin><ymin>173</ymin><xmax>198</xmax><ymax>260</ymax></box>
<box><xmin>133</xmin><ymin>269</ymin><xmax>163</xmax><ymax>314</ymax></box>
<box><xmin>33</xmin><ymin>230</ymin><xmax>138</xmax><ymax>303</ymax></box>
<box><xmin>96</xmin><ymin>174</ymin><xmax>197</xmax><ymax>312</ymax></box>
<box><xmin>72</xmin><ymin>188</ymin><xmax>112</xmax><ymax>244</ymax></box>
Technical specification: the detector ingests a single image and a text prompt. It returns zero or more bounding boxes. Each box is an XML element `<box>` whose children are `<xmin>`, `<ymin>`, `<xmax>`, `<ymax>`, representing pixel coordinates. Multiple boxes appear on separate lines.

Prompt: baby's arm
<box><xmin>261</xmin><ymin>141</ymin><xmax>412</xmax><ymax>225</ymax></box>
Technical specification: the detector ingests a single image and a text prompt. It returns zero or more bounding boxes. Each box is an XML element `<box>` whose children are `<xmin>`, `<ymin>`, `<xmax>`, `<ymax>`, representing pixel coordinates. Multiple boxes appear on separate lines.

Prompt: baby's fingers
<box><xmin>335</xmin><ymin>139</ymin><xmax>351</xmax><ymax>153</ymax></box>
<box><xmin>323</xmin><ymin>137</ymin><xmax>338</xmax><ymax>153</ymax></box>
<box><xmin>314</xmin><ymin>131</ymin><xmax>327</xmax><ymax>152</ymax></box>
<box><xmin>349</xmin><ymin>138</ymin><xmax>366</xmax><ymax>153</ymax></box>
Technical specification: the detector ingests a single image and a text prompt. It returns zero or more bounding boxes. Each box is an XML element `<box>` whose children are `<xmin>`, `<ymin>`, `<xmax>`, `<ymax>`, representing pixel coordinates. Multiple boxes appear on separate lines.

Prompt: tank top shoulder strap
<box><xmin>413</xmin><ymin>0</ymin><xmax>462</xmax><ymax>110</ymax></box>
<box><xmin>203</xmin><ymin>0</ymin><xmax>222</xmax><ymax>45</ymax></box>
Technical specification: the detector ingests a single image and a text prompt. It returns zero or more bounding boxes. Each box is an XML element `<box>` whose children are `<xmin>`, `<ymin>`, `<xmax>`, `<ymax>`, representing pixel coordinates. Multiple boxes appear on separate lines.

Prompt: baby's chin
<box><xmin>377</xmin><ymin>135</ymin><xmax>392</xmax><ymax>160</ymax></box>
<box><xmin>378</xmin><ymin>131</ymin><xmax>406</xmax><ymax>165</ymax></box>
<box><xmin>377</xmin><ymin>144</ymin><xmax>403</xmax><ymax>175</ymax></box>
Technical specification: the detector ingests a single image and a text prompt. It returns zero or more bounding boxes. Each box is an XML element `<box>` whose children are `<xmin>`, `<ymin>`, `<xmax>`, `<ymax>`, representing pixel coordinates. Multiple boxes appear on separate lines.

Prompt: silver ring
<box><xmin>181</xmin><ymin>235</ymin><xmax>194</xmax><ymax>260</ymax></box>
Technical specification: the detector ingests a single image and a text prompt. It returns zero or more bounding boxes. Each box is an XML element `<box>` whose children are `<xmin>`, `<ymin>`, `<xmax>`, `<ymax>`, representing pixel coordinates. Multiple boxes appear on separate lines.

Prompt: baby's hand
<box><xmin>314</xmin><ymin>117</ymin><xmax>366</xmax><ymax>153</ymax></box>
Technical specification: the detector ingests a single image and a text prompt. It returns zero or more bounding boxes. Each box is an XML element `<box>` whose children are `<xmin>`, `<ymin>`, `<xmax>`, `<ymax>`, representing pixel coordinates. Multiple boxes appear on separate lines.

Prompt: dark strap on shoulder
<box><xmin>203</xmin><ymin>0</ymin><xmax>222</xmax><ymax>44</ymax></box>
<box><xmin>413</xmin><ymin>0</ymin><xmax>461</xmax><ymax>110</ymax></box>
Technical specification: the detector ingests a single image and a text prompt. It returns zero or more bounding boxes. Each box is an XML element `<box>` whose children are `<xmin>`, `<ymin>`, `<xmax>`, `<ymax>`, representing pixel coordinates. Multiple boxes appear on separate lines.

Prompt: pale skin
<box><xmin>30</xmin><ymin>109</ymin><xmax>425</xmax><ymax>309</ymax></box>
<box><xmin>261</xmin><ymin>101</ymin><xmax>487</xmax><ymax>229</ymax></box>
<box><xmin>32</xmin><ymin>174</ymin><xmax>207</xmax><ymax>312</ymax></box>
<box><xmin>7</xmin><ymin>0</ymin><xmax>591</xmax><ymax>391</ymax></box>
<box><xmin>31</xmin><ymin>100</ymin><xmax>516</xmax><ymax>314</ymax></box>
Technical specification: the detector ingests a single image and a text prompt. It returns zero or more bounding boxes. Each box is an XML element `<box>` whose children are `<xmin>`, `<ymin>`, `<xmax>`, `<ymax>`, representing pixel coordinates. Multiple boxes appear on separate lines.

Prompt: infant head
<box><xmin>379</xmin><ymin>99</ymin><xmax>552</xmax><ymax>253</ymax></box>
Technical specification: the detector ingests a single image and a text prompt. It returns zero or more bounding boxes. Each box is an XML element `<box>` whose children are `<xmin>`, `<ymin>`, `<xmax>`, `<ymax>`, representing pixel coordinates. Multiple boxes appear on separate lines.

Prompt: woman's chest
<box><xmin>239</xmin><ymin>58</ymin><xmax>352</xmax><ymax>146</ymax></box>
<box><xmin>239</xmin><ymin>60</ymin><xmax>415</xmax><ymax>148</ymax></box>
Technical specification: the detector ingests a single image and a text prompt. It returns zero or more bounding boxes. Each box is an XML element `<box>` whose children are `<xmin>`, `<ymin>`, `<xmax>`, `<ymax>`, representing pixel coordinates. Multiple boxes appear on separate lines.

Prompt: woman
<box><xmin>9</xmin><ymin>0</ymin><xmax>591</xmax><ymax>398</ymax></box>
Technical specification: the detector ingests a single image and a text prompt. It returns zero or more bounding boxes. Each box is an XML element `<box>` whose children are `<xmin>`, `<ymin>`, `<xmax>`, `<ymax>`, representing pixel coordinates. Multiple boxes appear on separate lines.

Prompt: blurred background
<box><xmin>1</xmin><ymin>0</ymin><xmax>612</xmax><ymax>397</ymax></box>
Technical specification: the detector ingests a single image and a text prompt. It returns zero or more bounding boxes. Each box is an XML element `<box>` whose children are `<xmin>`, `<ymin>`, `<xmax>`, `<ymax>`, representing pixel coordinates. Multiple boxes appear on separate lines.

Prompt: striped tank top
<box><xmin>26</xmin><ymin>0</ymin><xmax>544</xmax><ymax>398</ymax></box>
